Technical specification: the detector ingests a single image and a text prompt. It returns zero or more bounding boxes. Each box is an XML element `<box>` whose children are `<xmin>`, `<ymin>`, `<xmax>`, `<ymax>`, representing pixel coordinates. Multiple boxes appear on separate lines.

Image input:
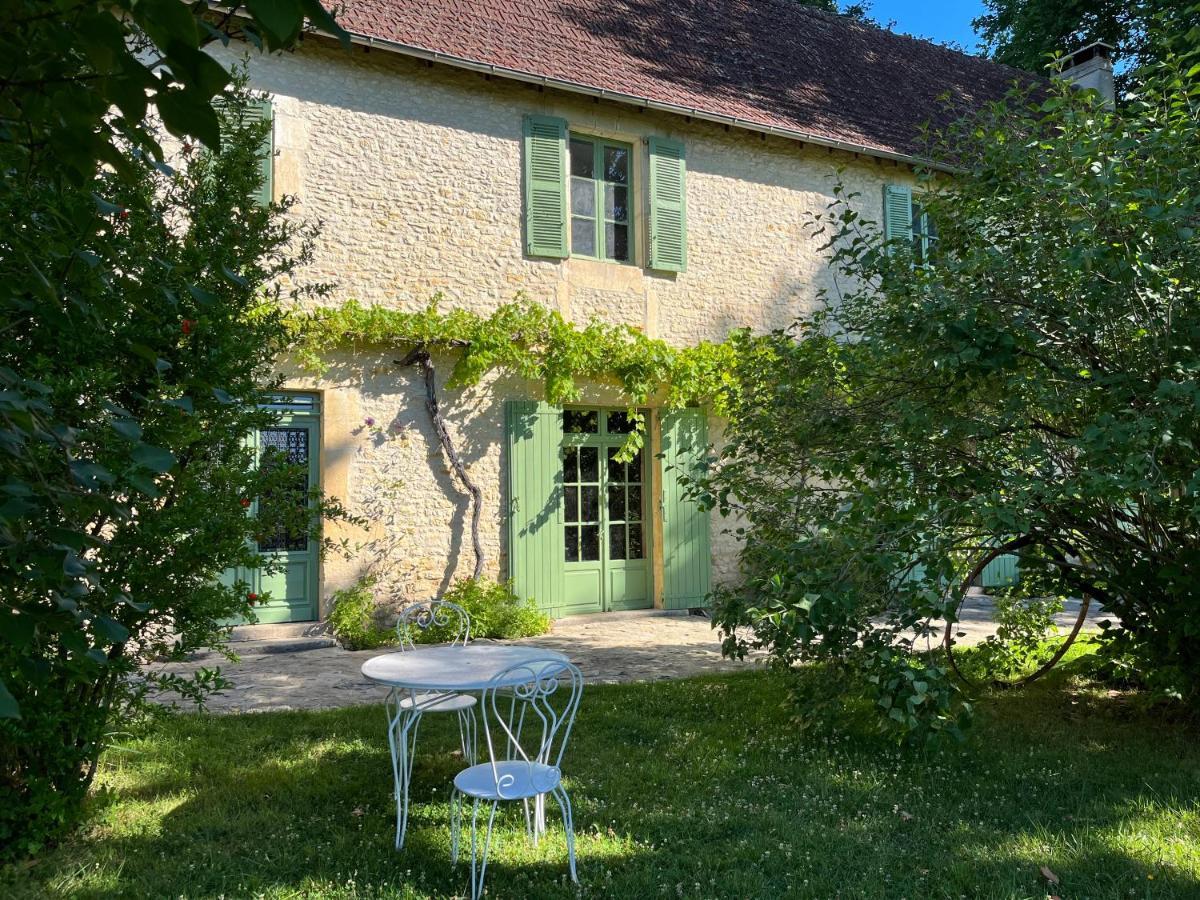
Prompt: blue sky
<box><xmin>868</xmin><ymin>0</ymin><xmax>989</xmax><ymax>53</ymax></box>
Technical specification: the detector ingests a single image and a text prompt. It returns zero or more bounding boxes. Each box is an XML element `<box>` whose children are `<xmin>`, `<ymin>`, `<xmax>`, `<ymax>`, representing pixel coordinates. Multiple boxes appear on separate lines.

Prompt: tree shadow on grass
<box><xmin>10</xmin><ymin>671</ymin><xmax>1200</xmax><ymax>899</ymax></box>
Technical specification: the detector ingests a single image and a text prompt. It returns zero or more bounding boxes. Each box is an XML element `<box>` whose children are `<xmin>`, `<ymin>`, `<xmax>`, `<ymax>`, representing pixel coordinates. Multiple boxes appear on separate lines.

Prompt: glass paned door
<box><xmin>559</xmin><ymin>408</ymin><xmax>651</xmax><ymax>613</ymax></box>
<box><xmin>220</xmin><ymin>394</ymin><xmax>321</xmax><ymax>624</ymax></box>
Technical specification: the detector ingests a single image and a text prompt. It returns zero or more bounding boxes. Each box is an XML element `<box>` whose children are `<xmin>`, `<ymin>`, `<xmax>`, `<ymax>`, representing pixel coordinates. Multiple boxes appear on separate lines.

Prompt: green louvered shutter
<box><xmin>216</xmin><ymin>98</ymin><xmax>274</xmax><ymax>206</ymax></box>
<box><xmin>248</xmin><ymin>100</ymin><xmax>274</xmax><ymax>207</ymax></box>
<box><xmin>648</xmin><ymin>136</ymin><xmax>687</xmax><ymax>272</ymax></box>
<box><xmin>660</xmin><ymin>408</ymin><xmax>710</xmax><ymax>609</ymax></box>
<box><xmin>883</xmin><ymin>183</ymin><xmax>913</xmax><ymax>250</ymax></box>
<box><xmin>507</xmin><ymin>400</ymin><xmax>565</xmax><ymax>613</ymax></box>
<box><xmin>522</xmin><ymin>115</ymin><xmax>568</xmax><ymax>258</ymax></box>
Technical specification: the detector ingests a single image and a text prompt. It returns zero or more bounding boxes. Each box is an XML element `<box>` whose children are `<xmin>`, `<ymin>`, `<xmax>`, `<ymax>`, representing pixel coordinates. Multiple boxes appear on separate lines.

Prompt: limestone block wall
<box><xmin>203</xmin><ymin>39</ymin><xmax>917</xmax><ymax>615</ymax></box>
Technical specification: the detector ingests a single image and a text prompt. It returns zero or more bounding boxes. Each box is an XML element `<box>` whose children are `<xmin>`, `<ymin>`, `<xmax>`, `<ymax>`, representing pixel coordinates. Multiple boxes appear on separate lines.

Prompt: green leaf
<box><xmin>131</xmin><ymin>444</ymin><xmax>176</xmax><ymax>473</ymax></box>
<box><xmin>155</xmin><ymin>85</ymin><xmax>221</xmax><ymax>149</ymax></box>
<box><xmin>93</xmin><ymin>616</ymin><xmax>130</xmax><ymax>645</ymax></box>
<box><xmin>245</xmin><ymin>0</ymin><xmax>305</xmax><ymax>48</ymax></box>
<box><xmin>0</xmin><ymin>679</ymin><xmax>19</xmax><ymax>719</ymax></box>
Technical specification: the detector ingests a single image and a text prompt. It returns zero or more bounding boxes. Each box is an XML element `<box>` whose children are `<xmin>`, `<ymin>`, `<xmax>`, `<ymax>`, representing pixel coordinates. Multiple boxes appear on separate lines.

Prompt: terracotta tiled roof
<box><xmin>336</xmin><ymin>0</ymin><xmax>1032</xmax><ymax>162</ymax></box>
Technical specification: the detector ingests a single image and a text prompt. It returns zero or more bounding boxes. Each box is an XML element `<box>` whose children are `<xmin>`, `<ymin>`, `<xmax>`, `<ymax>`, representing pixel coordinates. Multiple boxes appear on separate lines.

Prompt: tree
<box><xmin>975</xmin><ymin>0</ymin><xmax>1200</xmax><ymax>93</ymax></box>
<box><xmin>0</xmin><ymin>1</ymin><xmax>350</xmax><ymax>859</ymax></box>
<box><xmin>788</xmin><ymin>0</ymin><xmax>876</xmax><ymax>21</ymax></box>
<box><xmin>703</xmin><ymin>18</ymin><xmax>1200</xmax><ymax>741</ymax></box>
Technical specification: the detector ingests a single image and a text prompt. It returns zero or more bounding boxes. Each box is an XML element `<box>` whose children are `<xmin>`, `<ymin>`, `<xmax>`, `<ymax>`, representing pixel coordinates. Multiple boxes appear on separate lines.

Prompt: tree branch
<box><xmin>397</xmin><ymin>346</ymin><xmax>485</xmax><ymax>579</ymax></box>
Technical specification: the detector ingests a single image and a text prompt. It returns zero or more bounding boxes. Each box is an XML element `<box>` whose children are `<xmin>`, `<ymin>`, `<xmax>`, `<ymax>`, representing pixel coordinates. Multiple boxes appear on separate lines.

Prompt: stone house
<box><xmin>212</xmin><ymin>0</ymin><xmax>1037</xmax><ymax>624</ymax></box>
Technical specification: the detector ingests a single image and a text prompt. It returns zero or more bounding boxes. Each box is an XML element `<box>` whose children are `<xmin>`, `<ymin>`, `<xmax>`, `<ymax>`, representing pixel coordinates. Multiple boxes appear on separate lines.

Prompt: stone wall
<box><xmin>205</xmin><ymin>39</ymin><xmax>916</xmax><ymax>615</ymax></box>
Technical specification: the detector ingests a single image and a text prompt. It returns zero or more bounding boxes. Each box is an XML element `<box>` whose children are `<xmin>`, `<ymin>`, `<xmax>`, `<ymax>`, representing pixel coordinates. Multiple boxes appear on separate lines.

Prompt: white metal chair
<box><xmin>385</xmin><ymin>600</ymin><xmax>477</xmax><ymax>849</ymax></box>
<box><xmin>450</xmin><ymin>657</ymin><xmax>584</xmax><ymax>900</ymax></box>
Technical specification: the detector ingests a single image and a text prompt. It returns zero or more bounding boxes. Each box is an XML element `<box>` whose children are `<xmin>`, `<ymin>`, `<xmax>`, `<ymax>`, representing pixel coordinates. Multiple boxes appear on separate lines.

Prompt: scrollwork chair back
<box><xmin>395</xmin><ymin>600</ymin><xmax>471</xmax><ymax>651</ymax></box>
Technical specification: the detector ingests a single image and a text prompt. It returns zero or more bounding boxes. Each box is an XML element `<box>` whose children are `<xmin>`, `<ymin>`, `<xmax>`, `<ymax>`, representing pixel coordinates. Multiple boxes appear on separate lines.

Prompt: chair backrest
<box><xmin>479</xmin><ymin>658</ymin><xmax>583</xmax><ymax>798</ymax></box>
<box><xmin>395</xmin><ymin>600</ymin><xmax>471</xmax><ymax>650</ymax></box>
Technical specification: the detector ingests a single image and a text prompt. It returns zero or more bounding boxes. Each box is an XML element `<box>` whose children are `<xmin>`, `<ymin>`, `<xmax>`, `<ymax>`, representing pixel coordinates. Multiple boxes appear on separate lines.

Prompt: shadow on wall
<box><xmin>314</xmin><ymin>349</ymin><xmax>530</xmax><ymax>603</ymax></box>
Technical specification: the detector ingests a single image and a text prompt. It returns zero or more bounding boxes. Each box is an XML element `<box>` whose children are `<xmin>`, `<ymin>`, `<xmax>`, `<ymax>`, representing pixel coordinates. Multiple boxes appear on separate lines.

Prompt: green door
<box><xmin>224</xmin><ymin>394</ymin><xmax>321</xmax><ymax>624</ymax></box>
<box><xmin>508</xmin><ymin>404</ymin><xmax>651</xmax><ymax>617</ymax></box>
<box><xmin>560</xmin><ymin>408</ymin><xmax>651</xmax><ymax>614</ymax></box>
<box><xmin>660</xmin><ymin>407</ymin><xmax>711</xmax><ymax>610</ymax></box>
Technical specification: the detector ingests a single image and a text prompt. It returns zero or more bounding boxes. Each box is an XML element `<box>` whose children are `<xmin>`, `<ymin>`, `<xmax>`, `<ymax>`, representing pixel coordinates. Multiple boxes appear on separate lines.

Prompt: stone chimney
<box><xmin>1060</xmin><ymin>42</ymin><xmax>1116</xmax><ymax>108</ymax></box>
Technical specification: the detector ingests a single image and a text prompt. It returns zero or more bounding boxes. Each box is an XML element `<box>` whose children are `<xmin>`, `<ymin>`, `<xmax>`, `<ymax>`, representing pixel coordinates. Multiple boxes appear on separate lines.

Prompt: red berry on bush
<box><xmin>240</xmin><ymin>498</ymin><xmax>251</xmax><ymax>508</ymax></box>
<box><xmin>181</xmin><ymin>319</ymin><xmax>195</xmax><ymax>335</ymax></box>
<box><xmin>247</xmin><ymin>592</ymin><xmax>258</xmax><ymax>603</ymax></box>
<box><xmin>118</xmin><ymin>209</ymin><xmax>129</xmax><ymax>221</ymax></box>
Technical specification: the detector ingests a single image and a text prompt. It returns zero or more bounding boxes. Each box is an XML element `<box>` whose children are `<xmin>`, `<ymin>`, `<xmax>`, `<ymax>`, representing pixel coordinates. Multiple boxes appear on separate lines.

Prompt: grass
<box><xmin>5</xmin><ymin>660</ymin><xmax>1200</xmax><ymax>899</ymax></box>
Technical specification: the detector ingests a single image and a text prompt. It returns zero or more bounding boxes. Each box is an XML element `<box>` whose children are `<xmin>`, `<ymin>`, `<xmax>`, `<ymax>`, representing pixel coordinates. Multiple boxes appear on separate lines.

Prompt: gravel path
<box><xmin>148</xmin><ymin>599</ymin><xmax>1110</xmax><ymax>714</ymax></box>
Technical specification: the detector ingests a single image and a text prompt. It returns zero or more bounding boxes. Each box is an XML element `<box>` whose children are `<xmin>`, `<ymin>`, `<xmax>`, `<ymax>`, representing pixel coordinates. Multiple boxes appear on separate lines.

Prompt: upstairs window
<box><xmin>521</xmin><ymin>115</ymin><xmax>686</xmax><ymax>271</ymax></box>
<box><xmin>911</xmin><ymin>201</ymin><xmax>938</xmax><ymax>266</ymax></box>
<box><xmin>569</xmin><ymin>135</ymin><xmax>631</xmax><ymax>263</ymax></box>
<box><xmin>884</xmin><ymin>183</ymin><xmax>937</xmax><ymax>266</ymax></box>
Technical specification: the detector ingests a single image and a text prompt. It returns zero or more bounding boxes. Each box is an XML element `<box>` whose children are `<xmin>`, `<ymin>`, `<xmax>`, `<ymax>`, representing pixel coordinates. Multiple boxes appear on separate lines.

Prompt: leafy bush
<box><xmin>327</xmin><ymin>576</ymin><xmax>394</xmax><ymax>651</ymax></box>
<box><xmin>705</xmin><ymin>20</ymin><xmax>1200</xmax><ymax>742</ymax></box>
<box><xmin>0</xmin><ymin>80</ymin><xmax>357</xmax><ymax>860</ymax></box>
<box><xmin>418</xmin><ymin>578</ymin><xmax>552</xmax><ymax>643</ymax></box>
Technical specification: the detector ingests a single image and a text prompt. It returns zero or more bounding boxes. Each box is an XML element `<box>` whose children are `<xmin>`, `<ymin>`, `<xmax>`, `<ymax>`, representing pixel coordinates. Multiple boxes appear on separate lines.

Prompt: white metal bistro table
<box><xmin>361</xmin><ymin>644</ymin><xmax>570</xmax><ymax>849</ymax></box>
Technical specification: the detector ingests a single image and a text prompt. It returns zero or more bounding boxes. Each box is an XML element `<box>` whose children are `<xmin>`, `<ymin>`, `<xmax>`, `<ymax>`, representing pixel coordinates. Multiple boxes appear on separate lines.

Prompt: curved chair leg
<box><xmin>553</xmin><ymin>785</ymin><xmax>578</xmax><ymax>884</ymax></box>
<box><xmin>450</xmin><ymin>788</ymin><xmax>462</xmax><ymax>865</ymax></box>
<box><xmin>467</xmin><ymin>798</ymin><xmax>500</xmax><ymax>900</ymax></box>
<box><xmin>456</xmin><ymin>705</ymin><xmax>478</xmax><ymax>765</ymax></box>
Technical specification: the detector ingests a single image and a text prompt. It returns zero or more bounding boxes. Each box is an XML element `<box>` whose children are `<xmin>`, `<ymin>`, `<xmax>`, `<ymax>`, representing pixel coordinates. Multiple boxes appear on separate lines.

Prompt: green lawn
<box><xmin>5</xmin><ymin>664</ymin><xmax>1200</xmax><ymax>899</ymax></box>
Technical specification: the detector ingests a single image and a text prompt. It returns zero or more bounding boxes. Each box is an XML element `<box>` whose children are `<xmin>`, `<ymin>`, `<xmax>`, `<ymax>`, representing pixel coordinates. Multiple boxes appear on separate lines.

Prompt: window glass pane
<box><xmin>604</xmin><ymin>184</ymin><xmax>628</xmax><ymax>221</ymax></box>
<box><xmin>565</xmin><ymin>485</ymin><xmax>579</xmax><ymax>522</ymax></box>
<box><xmin>257</xmin><ymin>427</ymin><xmax>311</xmax><ymax>552</ymax></box>
<box><xmin>628</xmin><ymin>522</ymin><xmax>644</xmax><ymax>559</ymax></box>
<box><xmin>606</xmin><ymin>223</ymin><xmax>629</xmax><ymax>262</ymax></box>
<box><xmin>569</xmin><ymin>138</ymin><xmax>594</xmax><ymax>178</ymax></box>
<box><xmin>572</xmin><ymin>217</ymin><xmax>596</xmax><ymax>257</ymax></box>
<box><xmin>581</xmin><ymin>485</ymin><xmax>599</xmax><ymax>522</ymax></box>
<box><xmin>581</xmin><ymin>524</ymin><xmax>600</xmax><ymax>561</ymax></box>
<box><xmin>628</xmin><ymin>448</ymin><xmax>643</xmax><ymax>477</ymax></box>
<box><xmin>911</xmin><ymin>202</ymin><xmax>924</xmax><ymax>237</ymax></box>
<box><xmin>606</xmin><ymin>411</ymin><xmax>635</xmax><ymax>435</ymax></box>
<box><xmin>565</xmin><ymin>526</ymin><xmax>579</xmax><ymax>562</ymax></box>
<box><xmin>562</xmin><ymin>445</ymin><xmax>578</xmax><ymax>479</ymax></box>
<box><xmin>579</xmin><ymin>447</ymin><xmax>599</xmax><ymax>482</ymax></box>
<box><xmin>563</xmin><ymin>410</ymin><xmax>597</xmax><ymax>434</ymax></box>
<box><xmin>627</xmin><ymin>485</ymin><xmax>642</xmax><ymax>521</ymax></box>
<box><xmin>603</xmin><ymin>145</ymin><xmax>628</xmax><ymax>184</ymax></box>
<box><xmin>571</xmin><ymin>177</ymin><xmax>595</xmax><ymax>217</ymax></box>
<box><xmin>607</xmin><ymin>445</ymin><xmax>624</xmax><ymax>482</ymax></box>
<box><xmin>607</xmin><ymin>484</ymin><xmax>625</xmax><ymax>521</ymax></box>
<box><xmin>609</xmin><ymin>524</ymin><xmax>627</xmax><ymax>560</ymax></box>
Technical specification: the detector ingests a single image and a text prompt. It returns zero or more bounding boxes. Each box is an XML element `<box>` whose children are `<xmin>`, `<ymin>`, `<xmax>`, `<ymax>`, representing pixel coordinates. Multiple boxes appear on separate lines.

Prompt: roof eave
<box><xmin>345</xmin><ymin>31</ymin><xmax>954</xmax><ymax>172</ymax></box>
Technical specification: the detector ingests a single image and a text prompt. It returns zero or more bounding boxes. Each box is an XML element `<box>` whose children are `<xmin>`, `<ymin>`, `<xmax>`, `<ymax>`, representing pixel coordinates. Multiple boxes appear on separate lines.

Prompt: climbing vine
<box><xmin>291</xmin><ymin>294</ymin><xmax>752</xmax><ymax>578</ymax></box>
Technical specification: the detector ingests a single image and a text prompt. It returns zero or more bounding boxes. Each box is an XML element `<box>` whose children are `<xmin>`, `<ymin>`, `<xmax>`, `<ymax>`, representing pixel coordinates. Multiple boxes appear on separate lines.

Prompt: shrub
<box><xmin>0</xmin><ymin>82</ymin><xmax>354</xmax><ymax>860</ymax></box>
<box><xmin>414</xmin><ymin>578</ymin><xmax>552</xmax><ymax>644</ymax></box>
<box><xmin>327</xmin><ymin>576</ymin><xmax>394</xmax><ymax>651</ymax></box>
<box><xmin>704</xmin><ymin>24</ymin><xmax>1200</xmax><ymax>740</ymax></box>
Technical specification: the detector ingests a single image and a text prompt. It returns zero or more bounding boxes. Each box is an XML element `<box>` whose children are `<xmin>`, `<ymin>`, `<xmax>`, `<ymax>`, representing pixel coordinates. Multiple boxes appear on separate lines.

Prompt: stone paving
<box><xmin>148</xmin><ymin>599</ymin><xmax>1109</xmax><ymax>714</ymax></box>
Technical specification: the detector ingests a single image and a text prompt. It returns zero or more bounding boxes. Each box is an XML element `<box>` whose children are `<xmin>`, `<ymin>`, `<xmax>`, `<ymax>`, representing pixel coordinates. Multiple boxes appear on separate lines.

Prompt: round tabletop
<box><xmin>360</xmin><ymin>644</ymin><xmax>570</xmax><ymax>692</ymax></box>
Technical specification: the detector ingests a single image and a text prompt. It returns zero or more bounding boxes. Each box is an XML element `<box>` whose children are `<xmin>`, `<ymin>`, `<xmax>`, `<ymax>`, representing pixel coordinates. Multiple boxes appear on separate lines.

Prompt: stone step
<box><xmin>187</xmin><ymin>634</ymin><xmax>338</xmax><ymax>662</ymax></box>
<box><xmin>229</xmin><ymin>621</ymin><xmax>328</xmax><ymax>643</ymax></box>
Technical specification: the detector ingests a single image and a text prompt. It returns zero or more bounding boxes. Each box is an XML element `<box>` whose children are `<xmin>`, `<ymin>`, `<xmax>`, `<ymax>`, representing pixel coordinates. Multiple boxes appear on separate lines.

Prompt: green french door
<box><xmin>222</xmin><ymin>394</ymin><xmax>321</xmax><ymax>624</ymax></box>
<box><xmin>560</xmin><ymin>408</ymin><xmax>651</xmax><ymax>614</ymax></box>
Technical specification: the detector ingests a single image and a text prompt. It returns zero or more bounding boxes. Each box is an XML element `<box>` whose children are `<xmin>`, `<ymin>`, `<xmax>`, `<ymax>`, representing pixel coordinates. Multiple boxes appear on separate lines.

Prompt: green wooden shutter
<box><xmin>247</xmin><ymin>99</ymin><xmax>274</xmax><ymax>207</ymax></box>
<box><xmin>506</xmin><ymin>400</ymin><xmax>565</xmax><ymax>613</ymax></box>
<box><xmin>216</xmin><ymin>98</ymin><xmax>274</xmax><ymax>206</ymax></box>
<box><xmin>648</xmin><ymin>136</ymin><xmax>687</xmax><ymax>272</ymax></box>
<box><xmin>883</xmin><ymin>183</ymin><xmax>913</xmax><ymax>249</ymax></box>
<box><xmin>660</xmin><ymin>408</ymin><xmax>710</xmax><ymax>609</ymax></box>
<box><xmin>522</xmin><ymin>115</ymin><xmax>568</xmax><ymax>258</ymax></box>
